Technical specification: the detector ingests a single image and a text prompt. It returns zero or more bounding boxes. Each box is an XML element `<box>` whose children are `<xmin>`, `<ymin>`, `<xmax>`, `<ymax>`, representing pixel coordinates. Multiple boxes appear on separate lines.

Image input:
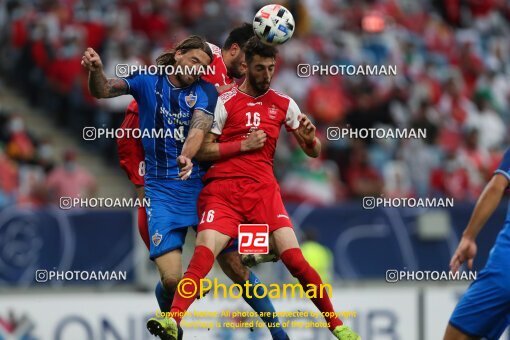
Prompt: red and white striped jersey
<box><xmin>204</xmin><ymin>87</ymin><xmax>301</xmax><ymax>183</ymax></box>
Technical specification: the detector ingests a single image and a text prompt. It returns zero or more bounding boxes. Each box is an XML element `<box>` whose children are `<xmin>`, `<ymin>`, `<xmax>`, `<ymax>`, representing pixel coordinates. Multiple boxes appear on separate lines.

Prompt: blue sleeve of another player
<box><xmin>494</xmin><ymin>148</ymin><xmax>510</xmax><ymax>183</ymax></box>
<box><xmin>195</xmin><ymin>81</ymin><xmax>218</xmax><ymax>115</ymax></box>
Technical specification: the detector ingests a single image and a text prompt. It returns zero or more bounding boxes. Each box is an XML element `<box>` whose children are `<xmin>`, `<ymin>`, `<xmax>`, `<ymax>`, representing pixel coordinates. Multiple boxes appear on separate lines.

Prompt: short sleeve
<box><xmin>285</xmin><ymin>98</ymin><xmax>301</xmax><ymax>131</ymax></box>
<box><xmin>210</xmin><ymin>98</ymin><xmax>227</xmax><ymax>135</ymax></box>
<box><xmin>494</xmin><ymin>148</ymin><xmax>510</xmax><ymax>184</ymax></box>
<box><xmin>195</xmin><ymin>81</ymin><xmax>218</xmax><ymax>116</ymax></box>
<box><xmin>122</xmin><ymin>72</ymin><xmax>145</xmax><ymax>99</ymax></box>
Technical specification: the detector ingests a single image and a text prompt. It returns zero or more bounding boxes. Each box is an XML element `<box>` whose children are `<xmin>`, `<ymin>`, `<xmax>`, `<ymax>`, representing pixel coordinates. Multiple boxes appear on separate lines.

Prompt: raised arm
<box><xmin>292</xmin><ymin>114</ymin><xmax>321</xmax><ymax>158</ymax></box>
<box><xmin>81</xmin><ymin>47</ymin><xmax>128</xmax><ymax>98</ymax></box>
<box><xmin>450</xmin><ymin>174</ymin><xmax>508</xmax><ymax>273</ymax></box>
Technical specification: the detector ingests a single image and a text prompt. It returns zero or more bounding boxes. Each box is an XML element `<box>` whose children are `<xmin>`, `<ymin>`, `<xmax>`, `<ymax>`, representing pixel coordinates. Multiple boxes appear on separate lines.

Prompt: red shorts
<box><xmin>197</xmin><ymin>178</ymin><xmax>293</xmax><ymax>238</ymax></box>
<box><xmin>116</xmin><ymin>106</ymin><xmax>145</xmax><ymax>186</ymax></box>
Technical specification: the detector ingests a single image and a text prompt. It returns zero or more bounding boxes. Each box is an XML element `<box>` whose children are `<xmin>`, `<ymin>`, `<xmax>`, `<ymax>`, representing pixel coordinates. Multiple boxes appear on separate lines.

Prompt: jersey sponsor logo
<box><xmin>185</xmin><ymin>93</ymin><xmax>197</xmax><ymax>108</ymax></box>
<box><xmin>152</xmin><ymin>231</ymin><xmax>163</xmax><ymax>246</ymax></box>
<box><xmin>247</xmin><ymin>102</ymin><xmax>263</xmax><ymax>106</ymax></box>
<box><xmin>238</xmin><ymin>224</ymin><xmax>269</xmax><ymax>254</ymax></box>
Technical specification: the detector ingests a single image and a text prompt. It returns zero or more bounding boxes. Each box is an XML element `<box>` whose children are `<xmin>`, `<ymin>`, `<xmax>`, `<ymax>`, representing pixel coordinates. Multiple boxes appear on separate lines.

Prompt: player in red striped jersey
<box><xmin>155</xmin><ymin>37</ymin><xmax>361</xmax><ymax>340</ymax></box>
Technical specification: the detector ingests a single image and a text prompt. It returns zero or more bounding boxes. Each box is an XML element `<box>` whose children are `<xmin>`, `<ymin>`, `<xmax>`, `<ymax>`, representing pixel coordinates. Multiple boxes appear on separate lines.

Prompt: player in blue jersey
<box><xmin>445</xmin><ymin>148</ymin><xmax>510</xmax><ymax>339</ymax></box>
<box><xmin>82</xmin><ymin>35</ymin><xmax>289</xmax><ymax>340</ymax></box>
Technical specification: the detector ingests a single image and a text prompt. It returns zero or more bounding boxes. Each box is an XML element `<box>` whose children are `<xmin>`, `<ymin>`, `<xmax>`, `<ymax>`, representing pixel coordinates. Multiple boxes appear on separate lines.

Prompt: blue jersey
<box><xmin>489</xmin><ymin>147</ymin><xmax>510</xmax><ymax>268</ymax></box>
<box><xmin>123</xmin><ymin>73</ymin><xmax>218</xmax><ymax>181</ymax></box>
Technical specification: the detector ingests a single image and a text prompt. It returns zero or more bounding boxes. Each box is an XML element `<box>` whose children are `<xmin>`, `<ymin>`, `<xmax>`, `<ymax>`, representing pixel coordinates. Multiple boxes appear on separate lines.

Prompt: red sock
<box><xmin>280</xmin><ymin>248</ymin><xmax>343</xmax><ymax>331</ymax></box>
<box><xmin>170</xmin><ymin>246</ymin><xmax>215</xmax><ymax>324</ymax></box>
<box><xmin>137</xmin><ymin>206</ymin><xmax>150</xmax><ymax>249</ymax></box>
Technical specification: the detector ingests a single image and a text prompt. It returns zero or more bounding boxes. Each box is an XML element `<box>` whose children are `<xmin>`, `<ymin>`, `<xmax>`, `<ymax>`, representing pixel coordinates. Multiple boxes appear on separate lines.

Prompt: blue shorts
<box><xmin>449</xmin><ymin>263</ymin><xmax>510</xmax><ymax>339</ymax></box>
<box><xmin>145</xmin><ymin>178</ymin><xmax>203</xmax><ymax>260</ymax></box>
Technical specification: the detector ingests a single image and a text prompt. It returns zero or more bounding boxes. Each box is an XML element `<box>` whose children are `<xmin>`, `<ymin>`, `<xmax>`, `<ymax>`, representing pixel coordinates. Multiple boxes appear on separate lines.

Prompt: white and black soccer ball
<box><xmin>253</xmin><ymin>4</ymin><xmax>295</xmax><ymax>46</ymax></box>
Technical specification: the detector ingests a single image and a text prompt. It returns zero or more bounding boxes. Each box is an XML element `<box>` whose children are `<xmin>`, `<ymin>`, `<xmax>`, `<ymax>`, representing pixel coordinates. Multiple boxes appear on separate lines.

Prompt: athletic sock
<box><xmin>242</xmin><ymin>271</ymin><xmax>288</xmax><ymax>340</ymax></box>
<box><xmin>280</xmin><ymin>248</ymin><xmax>342</xmax><ymax>331</ymax></box>
<box><xmin>170</xmin><ymin>246</ymin><xmax>215</xmax><ymax>324</ymax></box>
<box><xmin>155</xmin><ymin>281</ymin><xmax>172</xmax><ymax>312</ymax></box>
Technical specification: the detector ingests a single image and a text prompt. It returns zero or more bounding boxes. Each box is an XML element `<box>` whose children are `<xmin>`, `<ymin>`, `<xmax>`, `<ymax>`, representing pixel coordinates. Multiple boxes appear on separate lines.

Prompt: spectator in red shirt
<box><xmin>430</xmin><ymin>150</ymin><xmax>471</xmax><ymax>200</ymax></box>
<box><xmin>5</xmin><ymin>116</ymin><xmax>35</xmax><ymax>163</ymax></box>
<box><xmin>345</xmin><ymin>141</ymin><xmax>383</xmax><ymax>198</ymax></box>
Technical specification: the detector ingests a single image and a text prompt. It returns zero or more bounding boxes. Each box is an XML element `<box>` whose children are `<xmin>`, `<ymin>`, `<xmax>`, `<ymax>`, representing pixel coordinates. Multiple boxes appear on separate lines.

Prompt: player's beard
<box><xmin>248</xmin><ymin>75</ymin><xmax>270</xmax><ymax>95</ymax></box>
<box><xmin>228</xmin><ymin>66</ymin><xmax>244</xmax><ymax>79</ymax></box>
<box><xmin>228</xmin><ymin>55</ymin><xmax>245</xmax><ymax>79</ymax></box>
<box><xmin>176</xmin><ymin>73</ymin><xmax>198</xmax><ymax>87</ymax></box>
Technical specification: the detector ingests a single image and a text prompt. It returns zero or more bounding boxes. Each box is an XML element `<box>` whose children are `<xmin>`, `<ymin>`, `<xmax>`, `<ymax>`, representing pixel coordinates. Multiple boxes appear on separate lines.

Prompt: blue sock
<box><xmin>155</xmin><ymin>281</ymin><xmax>172</xmax><ymax>312</ymax></box>
<box><xmin>243</xmin><ymin>271</ymin><xmax>288</xmax><ymax>340</ymax></box>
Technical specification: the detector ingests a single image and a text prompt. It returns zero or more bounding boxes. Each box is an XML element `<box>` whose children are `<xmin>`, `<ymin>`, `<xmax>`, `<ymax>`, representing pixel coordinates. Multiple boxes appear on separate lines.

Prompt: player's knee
<box><xmin>280</xmin><ymin>248</ymin><xmax>307</xmax><ymax>277</ymax></box>
<box><xmin>161</xmin><ymin>275</ymin><xmax>181</xmax><ymax>296</ymax></box>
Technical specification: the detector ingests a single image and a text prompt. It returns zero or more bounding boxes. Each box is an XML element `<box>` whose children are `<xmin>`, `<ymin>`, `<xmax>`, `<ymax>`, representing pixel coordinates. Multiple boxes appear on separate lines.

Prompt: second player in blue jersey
<box><xmin>445</xmin><ymin>147</ymin><xmax>510</xmax><ymax>339</ymax></box>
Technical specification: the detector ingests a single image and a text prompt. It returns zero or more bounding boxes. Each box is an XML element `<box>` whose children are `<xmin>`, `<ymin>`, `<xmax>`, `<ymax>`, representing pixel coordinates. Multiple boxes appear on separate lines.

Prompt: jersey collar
<box><xmin>237</xmin><ymin>88</ymin><xmax>270</xmax><ymax>99</ymax></box>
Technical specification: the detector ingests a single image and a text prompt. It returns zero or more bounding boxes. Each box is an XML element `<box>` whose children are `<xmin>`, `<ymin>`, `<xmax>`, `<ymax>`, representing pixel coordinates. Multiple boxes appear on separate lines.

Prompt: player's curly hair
<box><xmin>243</xmin><ymin>36</ymin><xmax>278</xmax><ymax>64</ymax></box>
<box><xmin>156</xmin><ymin>35</ymin><xmax>213</xmax><ymax>66</ymax></box>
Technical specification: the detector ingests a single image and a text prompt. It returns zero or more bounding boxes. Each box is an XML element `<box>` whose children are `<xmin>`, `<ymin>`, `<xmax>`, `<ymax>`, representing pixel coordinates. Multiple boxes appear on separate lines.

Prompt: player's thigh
<box><xmin>155</xmin><ymin>249</ymin><xmax>183</xmax><ymax>289</ymax></box>
<box><xmin>271</xmin><ymin>227</ymin><xmax>300</xmax><ymax>256</ymax></box>
<box><xmin>246</xmin><ymin>181</ymin><xmax>294</xmax><ymax>251</ymax></box>
<box><xmin>444</xmin><ymin>323</ymin><xmax>479</xmax><ymax>340</ymax></box>
<box><xmin>217</xmin><ymin>251</ymin><xmax>249</xmax><ymax>284</ymax></box>
<box><xmin>196</xmin><ymin>229</ymin><xmax>231</xmax><ymax>257</ymax></box>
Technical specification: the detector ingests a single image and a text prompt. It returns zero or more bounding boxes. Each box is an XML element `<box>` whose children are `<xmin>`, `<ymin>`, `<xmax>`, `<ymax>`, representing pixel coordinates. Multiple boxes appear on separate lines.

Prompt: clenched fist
<box><xmin>241</xmin><ymin>130</ymin><xmax>267</xmax><ymax>152</ymax></box>
<box><xmin>81</xmin><ymin>47</ymin><xmax>103</xmax><ymax>72</ymax></box>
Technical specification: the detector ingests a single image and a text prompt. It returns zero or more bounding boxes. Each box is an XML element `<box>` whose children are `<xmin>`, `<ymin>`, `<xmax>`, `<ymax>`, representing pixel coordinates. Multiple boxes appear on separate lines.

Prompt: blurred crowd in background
<box><xmin>0</xmin><ymin>109</ymin><xmax>96</xmax><ymax>206</ymax></box>
<box><xmin>1</xmin><ymin>0</ymin><xmax>510</xmax><ymax>206</ymax></box>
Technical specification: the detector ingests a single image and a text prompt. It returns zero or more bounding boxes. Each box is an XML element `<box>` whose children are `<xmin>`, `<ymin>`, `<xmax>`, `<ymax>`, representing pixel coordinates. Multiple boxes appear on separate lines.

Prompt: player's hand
<box><xmin>81</xmin><ymin>47</ymin><xmax>103</xmax><ymax>72</ymax></box>
<box><xmin>177</xmin><ymin>155</ymin><xmax>193</xmax><ymax>180</ymax></box>
<box><xmin>296</xmin><ymin>114</ymin><xmax>316</xmax><ymax>145</ymax></box>
<box><xmin>215</xmin><ymin>83</ymin><xmax>235</xmax><ymax>94</ymax></box>
<box><xmin>450</xmin><ymin>236</ymin><xmax>477</xmax><ymax>273</ymax></box>
<box><xmin>241</xmin><ymin>130</ymin><xmax>267</xmax><ymax>152</ymax></box>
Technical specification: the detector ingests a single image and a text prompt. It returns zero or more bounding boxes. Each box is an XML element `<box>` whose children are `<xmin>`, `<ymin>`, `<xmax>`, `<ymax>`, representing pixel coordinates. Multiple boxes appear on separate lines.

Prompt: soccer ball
<box><xmin>253</xmin><ymin>4</ymin><xmax>295</xmax><ymax>46</ymax></box>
